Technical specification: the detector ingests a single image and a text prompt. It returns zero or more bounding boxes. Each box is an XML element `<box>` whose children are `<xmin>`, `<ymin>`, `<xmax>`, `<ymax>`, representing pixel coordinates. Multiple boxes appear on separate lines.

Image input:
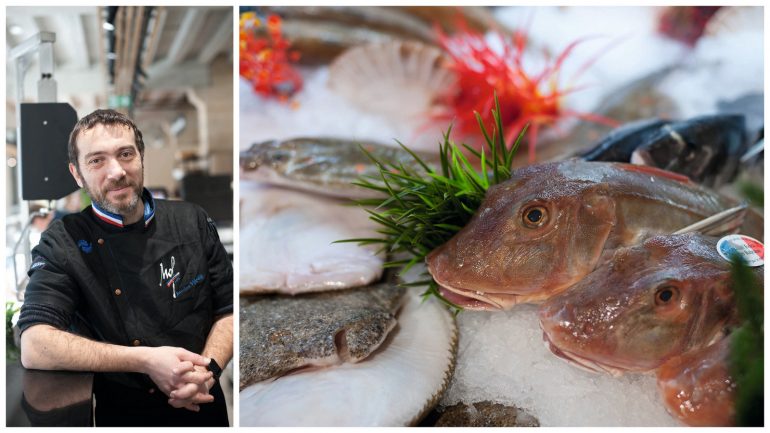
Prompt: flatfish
<box><xmin>239</xmin><ymin>183</ymin><xmax>383</xmax><ymax>294</ymax></box>
<box><xmin>239</xmin><ymin>282</ymin><xmax>406</xmax><ymax>388</ymax></box>
<box><xmin>240</xmin><ymin>287</ymin><xmax>458</xmax><ymax>426</ymax></box>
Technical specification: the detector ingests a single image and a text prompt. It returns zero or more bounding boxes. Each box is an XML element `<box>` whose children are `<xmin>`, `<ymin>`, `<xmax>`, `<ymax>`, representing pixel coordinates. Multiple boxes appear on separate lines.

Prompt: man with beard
<box><xmin>17</xmin><ymin>109</ymin><xmax>233</xmax><ymax>426</ymax></box>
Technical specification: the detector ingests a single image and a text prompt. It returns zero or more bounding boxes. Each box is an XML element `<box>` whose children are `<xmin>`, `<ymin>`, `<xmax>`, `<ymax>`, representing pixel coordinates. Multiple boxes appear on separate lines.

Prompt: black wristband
<box><xmin>207</xmin><ymin>358</ymin><xmax>222</xmax><ymax>381</ymax></box>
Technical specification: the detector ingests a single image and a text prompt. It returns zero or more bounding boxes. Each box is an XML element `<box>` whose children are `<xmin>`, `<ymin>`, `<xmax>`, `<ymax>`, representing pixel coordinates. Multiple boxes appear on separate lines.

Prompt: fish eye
<box><xmin>271</xmin><ymin>152</ymin><xmax>288</xmax><ymax>162</ymax></box>
<box><xmin>654</xmin><ymin>285</ymin><xmax>679</xmax><ymax>306</ymax></box>
<box><xmin>522</xmin><ymin>205</ymin><xmax>548</xmax><ymax>228</ymax></box>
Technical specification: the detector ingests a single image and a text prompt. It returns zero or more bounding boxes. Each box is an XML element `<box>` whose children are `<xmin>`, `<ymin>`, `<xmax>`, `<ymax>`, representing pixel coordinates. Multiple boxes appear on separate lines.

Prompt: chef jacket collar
<box><xmin>91</xmin><ymin>188</ymin><xmax>156</xmax><ymax>228</ymax></box>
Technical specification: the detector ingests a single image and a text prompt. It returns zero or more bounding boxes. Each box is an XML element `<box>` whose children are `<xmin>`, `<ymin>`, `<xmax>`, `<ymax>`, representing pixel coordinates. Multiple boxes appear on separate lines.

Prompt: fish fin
<box><xmin>620</xmin><ymin>162</ymin><xmax>693</xmax><ymax>184</ymax></box>
<box><xmin>673</xmin><ymin>205</ymin><xmax>748</xmax><ymax>236</ymax></box>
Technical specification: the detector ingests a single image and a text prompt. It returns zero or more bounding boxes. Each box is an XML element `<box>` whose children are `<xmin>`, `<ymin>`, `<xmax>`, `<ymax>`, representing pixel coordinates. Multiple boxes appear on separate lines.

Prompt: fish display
<box><xmin>239</xmin><ymin>282</ymin><xmax>406</xmax><ymax>388</ymax></box>
<box><xmin>580</xmin><ymin>114</ymin><xmax>750</xmax><ymax>188</ymax></box>
<box><xmin>426</xmin><ymin>160</ymin><xmax>737</xmax><ymax>309</ymax></box>
<box><xmin>538</xmin><ymin>233</ymin><xmax>752</xmax><ymax>373</ymax></box>
<box><xmin>656</xmin><ymin>335</ymin><xmax>736</xmax><ymax>427</ymax></box>
<box><xmin>240</xmin><ymin>137</ymin><xmax>431</xmax><ymax>199</ymax></box>
<box><xmin>239</xmin><ymin>184</ymin><xmax>383</xmax><ymax>294</ymax></box>
<box><xmin>630</xmin><ymin>115</ymin><xmax>748</xmax><ymax>187</ymax></box>
<box><xmin>240</xmin><ymin>288</ymin><xmax>458</xmax><ymax>426</ymax></box>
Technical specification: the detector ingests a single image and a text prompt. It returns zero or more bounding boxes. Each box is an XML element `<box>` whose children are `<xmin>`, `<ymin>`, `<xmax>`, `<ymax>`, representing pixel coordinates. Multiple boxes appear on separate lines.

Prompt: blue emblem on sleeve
<box><xmin>77</xmin><ymin>240</ymin><xmax>93</xmax><ymax>254</ymax></box>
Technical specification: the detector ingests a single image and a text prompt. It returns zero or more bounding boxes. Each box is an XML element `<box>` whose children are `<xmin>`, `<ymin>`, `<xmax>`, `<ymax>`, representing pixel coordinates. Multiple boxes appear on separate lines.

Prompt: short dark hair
<box><xmin>68</xmin><ymin>109</ymin><xmax>145</xmax><ymax>168</ymax></box>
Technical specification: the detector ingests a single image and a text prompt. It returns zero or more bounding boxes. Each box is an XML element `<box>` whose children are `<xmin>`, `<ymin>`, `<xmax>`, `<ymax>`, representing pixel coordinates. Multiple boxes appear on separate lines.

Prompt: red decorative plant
<box><xmin>239</xmin><ymin>12</ymin><xmax>303</xmax><ymax>102</ymax></box>
<box><xmin>435</xmin><ymin>23</ymin><xmax>617</xmax><ymax>162</ymax></box>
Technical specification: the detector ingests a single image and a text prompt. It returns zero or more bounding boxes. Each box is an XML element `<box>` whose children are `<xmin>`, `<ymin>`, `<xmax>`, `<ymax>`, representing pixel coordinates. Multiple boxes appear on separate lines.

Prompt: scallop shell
<box><xmin>327</xmin><ymin>41</ymin><xmax>456</xmax><ymax>119</ymax></box>
<box><xmin>704</xmin><ymin>6</ymin><xmax>763</xmax><ymax>36</ymax></box>
<box><xmin>239</xmin><ymin>287</ymin><xmax>458</xmax><ymax>426</ymax></box>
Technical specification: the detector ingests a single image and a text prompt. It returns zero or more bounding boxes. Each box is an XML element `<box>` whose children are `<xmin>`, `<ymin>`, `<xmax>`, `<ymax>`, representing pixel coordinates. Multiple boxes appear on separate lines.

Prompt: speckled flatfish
<box><xmin>239</xmin><ymin>282</ymin><xmax>406</xmax><ymax>388</ymax></box>
<box><xmin>240</xmin><ymin>287</ymin><xmax>458</xmax><ymax>426</ymax></box>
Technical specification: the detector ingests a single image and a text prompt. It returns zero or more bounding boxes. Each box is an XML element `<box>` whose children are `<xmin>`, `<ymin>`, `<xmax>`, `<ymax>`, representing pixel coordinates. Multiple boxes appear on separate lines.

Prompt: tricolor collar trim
<box><xmin>91</xmin><ymin>188</ymin><xmax>156</xmax><ymax>228</ymax></box>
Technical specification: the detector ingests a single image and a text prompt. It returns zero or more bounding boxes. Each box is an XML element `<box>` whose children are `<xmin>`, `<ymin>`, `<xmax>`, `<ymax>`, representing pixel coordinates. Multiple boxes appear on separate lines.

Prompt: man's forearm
<box><xmin>20</xmin><ymin>324</ymin><xmax>148</xmax><ymax>372</ymax></box>
<box><xmin>21</xmin><ymin>324</ymin><xmax>212</xmax><ymax>397</ymax></box>
<box><xmin>202</xmin><ymin>314</ymin><xmax>233</xmax><ymax>367</ymax></box>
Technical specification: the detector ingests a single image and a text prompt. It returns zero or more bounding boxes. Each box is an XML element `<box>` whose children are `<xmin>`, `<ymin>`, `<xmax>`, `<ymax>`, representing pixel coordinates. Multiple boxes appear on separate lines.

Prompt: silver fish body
<box><xmin>240</xmin><ymin>137</ymin><xmax>428</xmax><ymax>199</ymax></box>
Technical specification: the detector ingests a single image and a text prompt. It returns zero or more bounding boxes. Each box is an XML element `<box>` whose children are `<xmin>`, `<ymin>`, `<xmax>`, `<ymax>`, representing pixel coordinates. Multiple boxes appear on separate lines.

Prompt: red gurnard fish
<box><xmin>657</xmin><ymin>335</ymin><xmax>736</xmax><ymax>426</ymax></box>
<box><xmin>427</xmin><ymin>160</ymin><xmax>744</xmax><ymax>310</ymax></box>
<box><xmin>539</xmin><ymin>233</ymin><xmax>761</xmax><ymax>374</ymax></box>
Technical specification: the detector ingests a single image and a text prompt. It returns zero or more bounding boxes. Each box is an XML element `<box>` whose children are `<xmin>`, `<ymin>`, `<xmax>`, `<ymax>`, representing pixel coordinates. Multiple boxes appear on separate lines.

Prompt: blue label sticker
<box><xmin>717</xmin><ymin>235</ymin><xmax>764</xmax><ymax>267</ymax></box>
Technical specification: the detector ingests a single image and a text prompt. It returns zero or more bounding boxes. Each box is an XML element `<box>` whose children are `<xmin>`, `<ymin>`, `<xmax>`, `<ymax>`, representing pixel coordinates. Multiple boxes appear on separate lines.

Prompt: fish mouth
<box><xmin>436</xmin><ymin>283</ymin><xmax>503</xmax><ymax>310</ymax></box>
<box><xmin>541</xmin><ymin>331</ymin><xmax>627</xmax><ymax>377</ymax></box>
<box><xmin>427</xmin><ymin>259</ymin><xmax>502</xmax><ymax>310</ymax></box>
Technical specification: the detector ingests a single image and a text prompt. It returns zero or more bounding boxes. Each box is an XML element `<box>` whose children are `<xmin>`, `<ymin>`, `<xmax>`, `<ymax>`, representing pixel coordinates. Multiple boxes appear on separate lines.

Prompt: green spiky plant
<box><xmin>728</xmin><ymin>179</ymin><xmax>763</xmax><ymax>427</ymax></box>
<box><xmin>729</xmin><ymin>181</ymin><xmax>765</xmax><ymax>427</ymax></box>
<box><xmin>728</xmin><ymin>254</ymin><xmax>763</xmax><ymax>426</ymax></box>
<box><xmin>340</xmin><ymin>95</ymin><xmax>525</xmax><ymax>313</ymax></box>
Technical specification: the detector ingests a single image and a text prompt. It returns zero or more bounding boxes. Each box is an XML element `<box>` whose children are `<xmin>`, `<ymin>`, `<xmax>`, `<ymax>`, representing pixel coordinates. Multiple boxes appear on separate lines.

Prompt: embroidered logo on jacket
<box><xmin>30</xmin><ymin>260</ymin><xmax>46</xmax><ymax>270</ymax></box>
<box><xmin>77</xmin><ymin>240</ymin><xmax>93</xmax><ymax>254</ymax></box>
<box><xmin>176</xmin><ymin>274</ymin><xmax>205</xmax><ymax>298</ymax></box>
<box><xmin>159</xmin><ymin>256</ymin><xmax>182</xmax><ymax>298</ymax></box>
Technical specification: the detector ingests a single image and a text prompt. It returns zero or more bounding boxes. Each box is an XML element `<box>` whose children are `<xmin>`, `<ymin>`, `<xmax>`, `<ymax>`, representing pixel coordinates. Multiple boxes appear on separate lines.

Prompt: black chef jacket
<box><xmin>18</xmin><ymin>188</ymin><xmax>233</xmax><ymax>393</ymax></box>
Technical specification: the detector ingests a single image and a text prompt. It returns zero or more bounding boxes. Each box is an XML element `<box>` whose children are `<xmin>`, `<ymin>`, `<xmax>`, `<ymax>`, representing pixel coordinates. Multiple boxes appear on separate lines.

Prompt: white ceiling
<box><xmin>6</xmin><ymin>6</ymin><xmax>233</xmax><ymax>115</ymax></box>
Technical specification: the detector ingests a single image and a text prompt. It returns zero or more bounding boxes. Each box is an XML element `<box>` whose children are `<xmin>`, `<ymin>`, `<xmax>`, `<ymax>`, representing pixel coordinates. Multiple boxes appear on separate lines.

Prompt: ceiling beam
<box><xmin>165</xmin><ymin>8</ymin><xmax>206</xmax><ymax>65</ymax></box>
<box><xmin>146</xmin><ymin>61</ymin><xmax>210</xmax><ymax>89</ymax></box>
<box><xmin>127</xmin><ymin>6</ymin><xmax>145</xmax><ymax>93</ymax></box>
<box><xmin>197</xmin><ymin>10</ymin><xmax>232</xmax><ymax>64</ymax></box>
<box><xmin>142</xmin><ymin>7</ymin><xmax>167</xmax><ymax>68</ymax></box>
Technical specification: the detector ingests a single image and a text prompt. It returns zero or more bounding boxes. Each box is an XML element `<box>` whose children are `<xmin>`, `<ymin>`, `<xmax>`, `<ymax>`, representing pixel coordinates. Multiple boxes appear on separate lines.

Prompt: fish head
<box><xmin>539</xmin><ymin>233</ymin><xmax>737</xmax><ymax>374</ymax></box>
<box><xmin>426</xmin><ymin>162</ymin><xmax>617</xmax><ymax>310</ymax></box>
<box><xmin>240</xmin><ymin>140</ymin><xmax>295</xmax><ymax>175</ymax></box>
